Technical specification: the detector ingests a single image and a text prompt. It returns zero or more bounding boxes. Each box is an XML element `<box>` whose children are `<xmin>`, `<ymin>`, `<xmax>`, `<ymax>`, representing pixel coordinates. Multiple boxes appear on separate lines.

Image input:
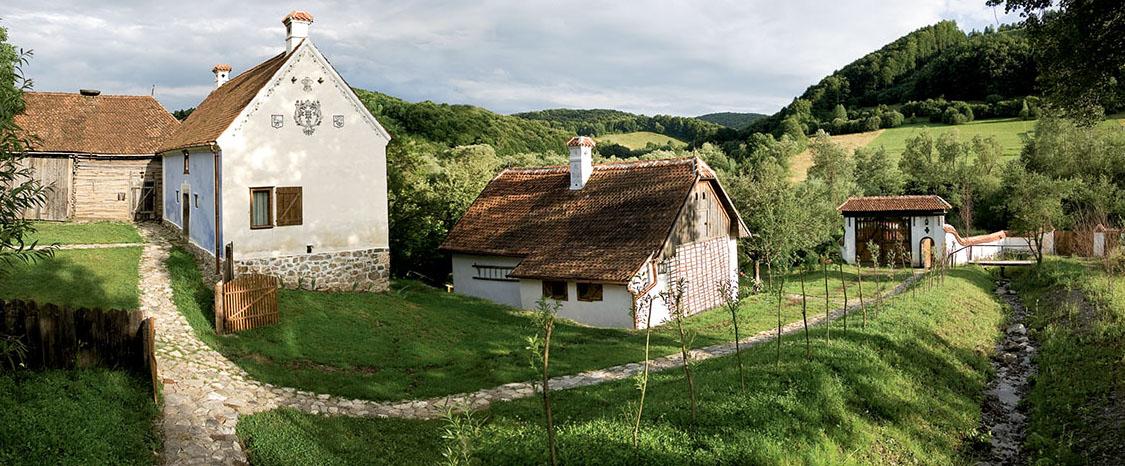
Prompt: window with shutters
<box><xmin>542</xmin><ymin>280</ymin><xmax>568</xmax><ymax>301</ymax></box>
<box><xmin>577</xmin><ymin>283</ymin><xmax>603</xmax><ymax>302</ymax></box>
<box><xmin>250</xmin><ymin>187</ymin><xmax>273</xmax><ymax>229</ymax></box>
<box><xmin>275</xmin><ymin>187</ymin><xmax>303</xmax><ymax>226</ymax></box>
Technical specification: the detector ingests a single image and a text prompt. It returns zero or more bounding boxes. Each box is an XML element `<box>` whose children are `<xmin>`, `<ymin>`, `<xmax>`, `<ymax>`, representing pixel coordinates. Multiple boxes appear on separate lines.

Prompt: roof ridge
<box><xmin>502</xmin><ymin>156</ymin><xmax>698</xmax><ymax>174</ymax></box>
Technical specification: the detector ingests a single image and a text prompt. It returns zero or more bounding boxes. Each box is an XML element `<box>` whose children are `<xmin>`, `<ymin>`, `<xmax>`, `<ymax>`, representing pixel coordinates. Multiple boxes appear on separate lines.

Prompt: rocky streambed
<box><xmin>976</xmin><ymin>279</ymin><xmax>1038</xmax><ymax>465</ymax></box>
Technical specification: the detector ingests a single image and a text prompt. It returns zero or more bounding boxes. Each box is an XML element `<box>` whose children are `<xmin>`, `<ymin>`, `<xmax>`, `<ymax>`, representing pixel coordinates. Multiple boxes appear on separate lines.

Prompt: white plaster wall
<box><xmin>518</xmin><ymin>279</ymin><xmax>635</xmax><ymax>328</ymax></box>
<box><xmin>1094</xmin><ymin>232</ymin><xmax>1106</xmax><ymax>257</ymax></box>
<box><xmin>909</xmin><ymin>215</ymin><xmax>945</xmax><ymax>266</ymax></box>
<box><xmin>842</xmin><ymin>217</ymin><xmax>856</xmax><ymax>264</ymax></box>
<box><xmin>450</xmin><ymin>254</ymin><xmax>522</xmax><ymax>308</ymax></box>
<box><xmin>216</xmin><ymin>42</ymin><xmax>390</xmax><ymax>260</ymax></box>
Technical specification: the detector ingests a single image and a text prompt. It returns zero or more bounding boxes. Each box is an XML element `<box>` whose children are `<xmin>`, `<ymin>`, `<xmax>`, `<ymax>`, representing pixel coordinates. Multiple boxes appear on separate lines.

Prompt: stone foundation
<box><xmin>234</xmin><ymin>248</ymin><xmax>390</xmax><ymax>292</ymax></box>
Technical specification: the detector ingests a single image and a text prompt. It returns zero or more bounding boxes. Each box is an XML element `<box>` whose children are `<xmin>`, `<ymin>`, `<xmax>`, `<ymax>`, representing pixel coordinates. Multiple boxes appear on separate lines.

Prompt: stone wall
<box><xmin>233</xmin><ymin>248</ymin><xmax>390</xmax><ymax>292</ymax></box>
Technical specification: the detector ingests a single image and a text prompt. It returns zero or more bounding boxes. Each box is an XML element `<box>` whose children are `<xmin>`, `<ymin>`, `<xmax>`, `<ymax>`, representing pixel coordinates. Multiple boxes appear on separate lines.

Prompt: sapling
<box><xmin>661</xmin><ymin>279</ymin><xmax>697</xmax><ymax>423</ymax></box>
<box><xmin>631</xmin><ymin>295</ymin><xmax>656</xmax><ymax>448</ymax></box>
<box><xmin>717</xmin><ymin>280</ymin><xmax>747</xmax><ymax>391</ymax></box>
<box><xmin>855</xmin><ymin>260</ymin><xmax>865</xmax><ymax>330</ymax></box>
<box><xmin>837</xmin><ymin>263</ymin><xmax>849</xmax><ymax>332</ymax></box>
<box><xmin>821</xmin><ymin>256</ymin><xmax>831</xmax><ymax>342</ymax></box>
<box><xmin>440</xmin><ymin>406</ymin><xmax>485</xmax><ymax>466</ymax></box>
<box><xmin>526</xmin><ymin>298</ymin><xmax>561</xmax><ymax>465</ymax></box>
<box><xmin>799</xmin><ymin>260</ymin><xmax>811</xmax><ymax>360</ymax></box>
<box><xmin>886</xmin><ymin>247</ymin><xmax>897</xmax><ymax>313</ymax></box>
<box><xmin>866</xmin><ymin>241</ymin><xmax>881</xmax><ymax>324</ymax></box>
<box><xmin>774</xmin><ymin>263</ymin><xmax>787</xmax><ymax>367</ymax></box>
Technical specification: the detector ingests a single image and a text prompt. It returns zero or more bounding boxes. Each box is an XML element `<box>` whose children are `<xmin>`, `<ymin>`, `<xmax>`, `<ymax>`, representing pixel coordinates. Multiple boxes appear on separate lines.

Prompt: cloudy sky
<box><xmin>3</xmin><ymin>1</ymin><xmax>1020</xmax><ymax>117</ymax></box>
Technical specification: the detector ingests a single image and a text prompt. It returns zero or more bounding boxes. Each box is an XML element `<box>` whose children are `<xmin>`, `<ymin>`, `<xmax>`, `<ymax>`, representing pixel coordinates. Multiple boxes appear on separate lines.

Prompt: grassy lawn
<box><xmin>1011</xmin><ymin>259</ymin><xmax>1125</xmax><ymax>463</ymax></box>
<box><xmin>28</xmin><ymin>221</ymin><xmax>142</xmax><ymax>245</ymax></box>
<box><xmin>0</xmin><ymin>369</ymin><xmax>160</xmax><ymax>465</ymax></box>
<box><xmin>238</xmin><ymin>267</ymin><xmax>1003</xmax><ymax>465</ymax></box>
<box><xmin>0</xmin><ymin>247</ymin><xmax>142</xmax><ymax>309</ymax></box>
<box><xmin>597</xmin><ymin>131</ymin><xmax>687</xmax><ymax>150</ymax></box>
<box><xmin>166</xmin><ymin>246</ymin><xmax>900</xmax><ymax>401</ymax></box>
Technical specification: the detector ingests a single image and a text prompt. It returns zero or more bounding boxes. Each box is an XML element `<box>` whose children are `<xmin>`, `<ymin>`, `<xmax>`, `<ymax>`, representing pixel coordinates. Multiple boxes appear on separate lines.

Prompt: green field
<box><xmin>28</xmin><ymin>221</ymin><xmax>142</xmax><ymax>245</ymax></box>
<box><xmin>597</xmin><ymin>131</ymin><xmax>687</xmax><ymax>150</ymax></box>
<box><xmin>167</xmin><ymin>246</ymin><xmax>898</xmax><ymax>402</ymax></box>
<box><xmin>870</xmin><ymin>118</ymin><xmax>1036</xmax><ymax>161</ymax></box>
<box><xmin>0</xmin><ymin>369</ymin><xmax>160</xmax><ymax>465</ymax></box>
<box><xmin>0</xmin><ymin>247</ymin><xmax>142</xmax><ymax>309</ymax></box>
<box><xmin>238</xmin><ymin>267</ymin><xmax>1003</xmax><ymax>465</ymax></box>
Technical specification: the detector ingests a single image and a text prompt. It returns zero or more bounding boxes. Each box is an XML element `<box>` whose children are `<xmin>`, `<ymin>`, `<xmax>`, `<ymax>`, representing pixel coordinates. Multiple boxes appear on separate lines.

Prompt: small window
<box><xmin>183</xmin><ymin>152</ymin><xmax>190</xmax><ymax>174</ymax></box>
<box><xmin>542</xmin><ymin>280</ymin><xmax>567</xmax><ymax>301</ymax></box>
<box><xmin>250</xmin><ymin>187</ymin><xmax>273</xmax><ymax>229</ymax></box>
<box><xmin>116</xmin><ymin>192</ymin><xmax>126</xmax><ymax>201</ymax></box>
<box><xmin>473</xmin><ymin>265</ymin><xmax>516</xmax><ymax>282</ymax></box>
<box><xmin>175</xmin><ymin>190</ymin><xmax>180</xmax><ymax>202</ymax></box>
<box><xmin>194</xmin><ymin>193</ymin><xmax>200</xmax><ymax>208</ymax></box>
<box><xmin>577</xmin><ymin>283</ymin><xmax>603</xmax><ymax>302</ymax></box>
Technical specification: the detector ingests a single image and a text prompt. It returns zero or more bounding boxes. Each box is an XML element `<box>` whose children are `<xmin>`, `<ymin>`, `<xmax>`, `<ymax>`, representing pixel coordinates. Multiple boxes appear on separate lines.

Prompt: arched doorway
<box><xmin>920</xmin><ymin>237</ymin><xmax>934</xmax><ymax>269</ymax></box>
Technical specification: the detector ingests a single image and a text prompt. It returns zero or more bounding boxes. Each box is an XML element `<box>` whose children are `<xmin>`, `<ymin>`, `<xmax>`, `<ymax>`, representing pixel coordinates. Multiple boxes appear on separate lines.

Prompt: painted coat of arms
<box><xmin>333</xmin><ymin>115</ymin><xmax>344</xmax><ymax>128</ymax></box>
<box><xmin>294</xmin><ymin>99</ymin><xmax>322</xmax><ymax>135</ymax></box>
<box><xmin>271</xmin><ymin>114</ymin><xmax>284</xmax><ymax>128</ymax></box>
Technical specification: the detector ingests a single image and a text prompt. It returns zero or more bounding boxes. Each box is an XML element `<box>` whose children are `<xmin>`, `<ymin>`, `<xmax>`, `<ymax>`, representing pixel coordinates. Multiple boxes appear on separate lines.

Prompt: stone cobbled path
<box><xmin>138</xmin><ymin>223</ymin><xmax>922</xmax><ymax>465</ymax></box>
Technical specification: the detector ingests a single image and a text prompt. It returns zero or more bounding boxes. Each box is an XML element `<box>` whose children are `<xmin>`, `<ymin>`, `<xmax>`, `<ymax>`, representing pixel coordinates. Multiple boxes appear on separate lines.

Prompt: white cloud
<box><xmin>2</xmin><ymin>0</ymin><xmax>1020</xmax><ymax>116</ymax></box>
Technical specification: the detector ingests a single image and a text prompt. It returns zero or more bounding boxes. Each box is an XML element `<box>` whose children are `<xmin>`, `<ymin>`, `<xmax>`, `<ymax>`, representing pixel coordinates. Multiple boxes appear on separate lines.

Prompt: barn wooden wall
<box><xmin>72</xmin><ymin>156</ymin><xmax>162</xmax><ymax>221</ymax></box>
<box><xmin>17</xmin><ymin>156</ymin><xmax>71</xmax><ymax>221</ymax></box>
<box><xmin>664</xmin><ymin>180</ymin><xmax>732</xmax><ymax>255</ymax></box>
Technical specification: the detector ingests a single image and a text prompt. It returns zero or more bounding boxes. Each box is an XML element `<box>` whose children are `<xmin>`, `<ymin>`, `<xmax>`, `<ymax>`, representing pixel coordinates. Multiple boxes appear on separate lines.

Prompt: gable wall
<box><xmin>216</xmin><ymin>44</ymin><xmax>389</xmax><ymax>260</ymax></box>
<box><xmin>663</xmin><ymin>180</ymin><xmax>732</xmax><ymax>257</ymax></box>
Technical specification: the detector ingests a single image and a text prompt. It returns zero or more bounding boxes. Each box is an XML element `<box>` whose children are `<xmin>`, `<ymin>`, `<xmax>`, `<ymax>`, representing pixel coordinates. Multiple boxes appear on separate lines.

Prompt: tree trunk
<box><xmin>800</xmin><ymin>271</ymin><xmax>810</xmax><ymax>360</ymax></box>
<box><xmin>632</xmin><ymin>301</ymin><xmax>653</xmax><ymax>448</ymax></box>
<box><xmin>675</xmin><ymin>315</ymin><xmax>697</xmax><ymax>423</ymax></box>
<box><xmin>822</xmin><ymin>260</ymin><xmax>830</xmax><ymax>342</ymax></box>
<box><xmin>775</xmin><ymin>271</ymin><xmax>784</xmax><ymax>367</ymax></box>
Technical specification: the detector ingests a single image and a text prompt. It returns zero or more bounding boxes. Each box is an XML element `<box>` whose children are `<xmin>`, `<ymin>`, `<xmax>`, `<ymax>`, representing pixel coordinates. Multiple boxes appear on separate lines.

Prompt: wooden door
<box><xmin>921</xmin><ymin>238</ymin><xmax>933</xmax><ymax>269</ymax></box>
<box><xmin>182</xmin><ymin>192</ymin><xmax>190</xmax><ymax>239</ymax></box>
<box><xmin>19</xmin><ymin>157</ymin><xmax>71</xmax><ymax>221</ymax></box>
<box><xmin>855</xmin><ymin>217</ymin><xmax>911</xmax><ymax>266</ymax></box>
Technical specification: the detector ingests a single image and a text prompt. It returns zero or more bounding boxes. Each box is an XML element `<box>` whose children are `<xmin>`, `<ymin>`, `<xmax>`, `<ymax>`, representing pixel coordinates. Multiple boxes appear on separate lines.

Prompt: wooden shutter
<box><xmin>275</xmin><ymin>187</ymin><xmax>303</xmax><ymax>226</ymax></box>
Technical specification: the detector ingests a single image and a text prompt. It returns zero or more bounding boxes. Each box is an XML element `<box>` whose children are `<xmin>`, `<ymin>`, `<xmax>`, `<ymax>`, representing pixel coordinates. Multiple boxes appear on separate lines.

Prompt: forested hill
<box><xmin>696</xmin><ymin>112</ymin><xmax>767</xmax><ymax>129</ymax></box>
<box><xmin>748</xmin><ymin>20</ymin><xmax>1038</xmax><ymax>136</ymax></box>
<box><xmin>513</xmin><ymin>108</ymin><xmax>728</xmax><ymax>147</ymax></box>
<box><xmin>353</xmin><ymin>89</ymin><xmax>571</xmax><ymax>155</ymax></box>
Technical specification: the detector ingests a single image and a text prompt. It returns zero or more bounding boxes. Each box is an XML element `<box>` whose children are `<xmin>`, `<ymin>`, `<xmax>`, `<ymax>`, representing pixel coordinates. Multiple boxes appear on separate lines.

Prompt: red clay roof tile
<box><xmin>838</xmin><ymin>195</ymin><xmax>951</xmax><ymax>213</ymax></box>
<box><xmin>15</xmin><ymin>91</ymin><xmax>179</xmax><ymax>154</ymax></box>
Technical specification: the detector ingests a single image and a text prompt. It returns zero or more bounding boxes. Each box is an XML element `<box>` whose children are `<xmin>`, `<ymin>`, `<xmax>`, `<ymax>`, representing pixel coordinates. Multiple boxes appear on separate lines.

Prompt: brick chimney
<box><xmin>566</xmin><ymin>136</ymin><xmax>595</xmax><ymax>190</ymax></box>
<box><xmin>283</xmin><ymin>11</ymin><xmax>314</xmax><ymax>54</ymax></box>
<box><xmin>212</xmin><ymin>64</ymin><xmax>231</xmax><ymax>88</ymax></box>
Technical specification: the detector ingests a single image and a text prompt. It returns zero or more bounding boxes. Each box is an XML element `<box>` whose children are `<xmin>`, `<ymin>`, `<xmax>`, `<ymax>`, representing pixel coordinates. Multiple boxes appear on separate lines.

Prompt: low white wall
<box><xmin>451</xmin><ymin>254</ymin><xmax>522</xmax><ymax>308</ymax></box>
<box><xmin>1094</xmin><ymin>232</ymin><xmax>1106</xmax><ymax>257</ymax></box>
<box><xmin>518</xmin><ymin>279</ymin><xmax>634</xmax><ymax>328</ymax></box>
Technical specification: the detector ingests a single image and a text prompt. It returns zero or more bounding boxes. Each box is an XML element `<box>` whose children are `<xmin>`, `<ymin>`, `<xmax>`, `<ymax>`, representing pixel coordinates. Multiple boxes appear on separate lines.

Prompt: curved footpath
<box><xmin>139</xmin><ymin>224</ymin><xmax>920</xmax><ymax>465</ymax></box>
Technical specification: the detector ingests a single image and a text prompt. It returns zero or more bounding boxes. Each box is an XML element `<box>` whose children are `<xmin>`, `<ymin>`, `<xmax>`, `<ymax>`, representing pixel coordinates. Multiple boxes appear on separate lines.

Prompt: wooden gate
<box><xmin>214</xmin><ymin>274</ymin><xmax>279</xmax><ymax>335</ymax></box>
<box><xmin>18</xmin><ymin>156</ymin><xmax>71</xmax><ymax>221</ymax></box>
<box><xmin>855</xmin><ymin>217</ymin><xmax>911</xmax><ymax>265</ymax></box>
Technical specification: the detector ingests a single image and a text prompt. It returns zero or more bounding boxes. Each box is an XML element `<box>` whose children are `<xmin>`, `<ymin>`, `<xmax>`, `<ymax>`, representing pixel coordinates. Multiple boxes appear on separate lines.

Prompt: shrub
<box><xmin>862</xmin><ymin>116</ymin><xmax>882</xmax><ymax>132</ymax></box>
<box><xmin>880</xmin><ymin>111</ymin><xmax>904</xmax><ymax>128</ymax></box>
<box><xmin>1103</xmin><ymin>246</ymin><xmax>1125</xmax><ymax>275</ymax></box>
<box><xmin>942</xmin><ymin>107</ymin><xmax>967</xmax><ymax>125</ymax></box>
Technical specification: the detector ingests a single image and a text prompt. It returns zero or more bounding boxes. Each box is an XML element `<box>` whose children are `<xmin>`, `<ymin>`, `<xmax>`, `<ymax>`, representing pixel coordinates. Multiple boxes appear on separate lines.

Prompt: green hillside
<box><xmin>696</xmin><ymin>112</ymin><xmax>766</xmax><ymax>129</ymax></box>
<box><xmin>354</xmin><ymin>89</ymin><xmax>570</xmax><ymax>156</ymax></box>
<box><xmin>596</xmin><ymin>131</ymin><xmax>686</xmax><ymax>150</ymax></box>
<box><xmin>870</xmin><ymin>118</ymin><xmax>1036</xmax><ymax>160</ymax></box>
<box><xmin>513</xmin><ymin>108</ymin><xmax>724</xmax><ymax>146</ymax></box>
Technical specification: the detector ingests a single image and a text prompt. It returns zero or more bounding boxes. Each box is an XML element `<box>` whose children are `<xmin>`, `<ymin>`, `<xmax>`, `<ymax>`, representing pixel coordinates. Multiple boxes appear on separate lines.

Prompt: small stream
<box><xmin>977</xmin><ymin>279</ymin><xmax>1038</xmax><ymax>464</ymax></box>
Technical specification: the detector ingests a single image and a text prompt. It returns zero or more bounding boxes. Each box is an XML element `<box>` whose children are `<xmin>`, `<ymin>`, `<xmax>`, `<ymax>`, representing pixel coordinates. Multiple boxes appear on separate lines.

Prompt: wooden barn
<box><xmin>15</xmin><ymin>90</ymin><xmax>179</xmax><ymax>221</ymax></box>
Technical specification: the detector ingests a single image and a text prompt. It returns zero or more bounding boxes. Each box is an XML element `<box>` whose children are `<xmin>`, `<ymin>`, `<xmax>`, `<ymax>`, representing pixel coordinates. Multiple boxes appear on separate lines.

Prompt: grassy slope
<box><xmin>1010</xmin><ymin>259</ymin><xmax>1125</xmax><ymax>463</ymax></box>
<box><xmin>238</xmin><ymin>267</ymin><xmax>1003</xmax><ymax>465</ymax></box>
<box><xmin>0</xmin><ymin>369</ymin><xmax>160</xmax><ymax>465</ymax></box>
<box><xmin>28</xmin><ymin>221</ymin><xmax>142</xmax><ymax>245</ymax></box>
<box><xmin>0</xmin><ymin>247</ymin><xmax>142</xmax><ymax>309</ymax></box>
<box><xmin>790</xmin><ymin>130</ymin><xmax>884</xmax><ymax>181</ymax></box>
<box><xmin>597</xmin><ymin>132</ymin><xmax>687</xmax><ymax>150</ymax></box>
<box><xmin>167</xmin><ymin>246</ymin><xmax>898</xmax><ymax>401</ymax></box>
<box><xmin>870</xmin><ymin>118</ymin><xmax>1036</xmax><ymax>160</ymax></box>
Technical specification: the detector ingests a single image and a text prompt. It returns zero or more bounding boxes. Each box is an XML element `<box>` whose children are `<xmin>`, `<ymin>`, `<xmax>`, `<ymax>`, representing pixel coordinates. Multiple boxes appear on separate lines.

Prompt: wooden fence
<box><xmin>214</xmin><ymin>273</ymin><xmax>279</xmax><ymax>335</ymax></box>
<box><xmin>0</xmin><ymin>300</ymin><xmax>159</xmax><ymax>401</ymax></box>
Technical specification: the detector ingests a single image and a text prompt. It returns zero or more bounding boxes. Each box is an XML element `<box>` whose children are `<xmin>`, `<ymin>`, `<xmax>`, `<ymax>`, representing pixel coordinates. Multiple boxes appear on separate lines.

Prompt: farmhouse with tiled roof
<box><xmin>15</xmin><ymin>91</ymin><xmax>178</xmax><ymax>221</ymax></box>
<box><xmin>158</xmin><ymin>10</ymin><xmax>392</xmax><ymax>291</ymax></box>
<box><xmin>441</xmin><ymin>136</ymin><xmax>750</xmax><ymax>328</ymax></box>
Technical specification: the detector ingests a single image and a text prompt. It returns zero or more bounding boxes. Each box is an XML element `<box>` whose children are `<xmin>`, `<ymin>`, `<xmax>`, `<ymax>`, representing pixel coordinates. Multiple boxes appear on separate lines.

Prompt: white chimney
<box><xmin>283</xmin><ymin>11</ymin><xmax>314</xmax><ymax>54</ymax></box>
<box><xmin>567</xmin><ymin>136</ymin><xmax>595</xmax><ymax>190</ymax></box>
<box><xmin>212</xmin><ymin>64</ymin><xmax>231</xmax><ymax>88</ymax></box>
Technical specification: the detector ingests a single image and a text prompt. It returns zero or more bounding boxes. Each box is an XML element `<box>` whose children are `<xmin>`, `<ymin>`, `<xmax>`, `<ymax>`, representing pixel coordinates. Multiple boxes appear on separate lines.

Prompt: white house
<box><xmin>839</xmin><ymin>195</ymin><xmax>950</xmax><ymax>268</ymax></box>
<box><xmin>440</xmin><ymin>137</ymin><xmax>750</xmax><ymax>328</ymax></box>
<box><xmin>157</xmin><ymin>10</ymin><xmax>392</xmax><ymax>291</ymax></box>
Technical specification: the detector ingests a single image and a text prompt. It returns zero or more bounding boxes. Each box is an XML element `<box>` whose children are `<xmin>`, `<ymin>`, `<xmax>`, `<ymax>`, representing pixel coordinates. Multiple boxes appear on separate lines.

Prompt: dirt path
<box><xmin>977</xmin><ymin>279</ymin><xmax>1038</xmax><ymax>464</ymax></box>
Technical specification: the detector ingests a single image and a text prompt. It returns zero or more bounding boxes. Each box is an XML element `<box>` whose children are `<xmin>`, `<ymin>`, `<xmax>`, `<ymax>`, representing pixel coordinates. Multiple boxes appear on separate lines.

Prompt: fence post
<box><xmin>214</xmin><ymin>281</ymin><xmax>224</xmax><ymax>336</ymax></box>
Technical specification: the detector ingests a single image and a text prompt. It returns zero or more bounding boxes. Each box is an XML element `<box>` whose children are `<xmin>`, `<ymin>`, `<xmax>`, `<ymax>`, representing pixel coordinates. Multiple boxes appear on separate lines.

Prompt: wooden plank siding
<box><xmin>663</xmin><ymin>180</ymin><xmax>732</xmax><ymax>257</ymax></box>
<box><xmin>72</xmin><ymin>156</ymin><xmax>162</xmax><ymax>221</ymax></box>
<box><xmin>17</xmin><ymin>155</ymin><xmax>71</xmax><ymax>221</ymax></box>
